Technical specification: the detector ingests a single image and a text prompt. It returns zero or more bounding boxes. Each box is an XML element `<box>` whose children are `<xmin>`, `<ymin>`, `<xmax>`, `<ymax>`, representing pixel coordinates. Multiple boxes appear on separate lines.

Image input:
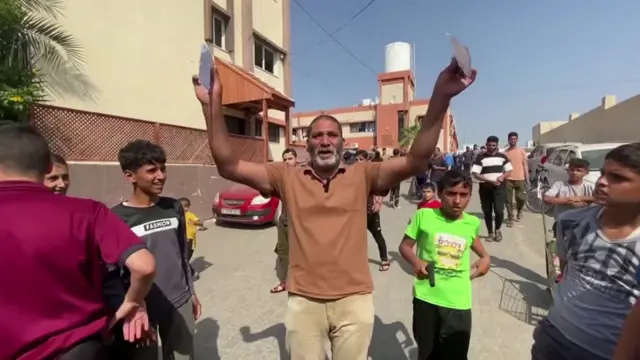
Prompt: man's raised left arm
<box><xmin>371</xmin><ymin>59</ymin><xmax>477</xmax><ymax>193</ymax></box>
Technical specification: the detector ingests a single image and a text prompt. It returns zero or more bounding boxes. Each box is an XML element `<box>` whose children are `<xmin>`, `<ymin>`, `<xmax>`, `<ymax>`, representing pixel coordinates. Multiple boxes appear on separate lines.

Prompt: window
<box><xmin>564</xmin><ymin>151</ymin><xmax>577</xmax><ymax>165</ymax></box>
<box><xmin>268</xmin><ymin>123</ymin><xmax>280</xmax><ymax>143</ymax></box>
<box><xmin>551</xmin><ymin>149</ymin><xmax>568</xmax><ymax>166</ymax></box>
<box><xmin>212</xmin><ymin>13</ymin><xmax>228</xmax><ymax>49</ymax></box>
<box><xmin>225</xmin><ymin>115</ymin><xmax>246</xmax><ymax>135</ymax></box>
<box><xmin>254</xmin><ymin>38</ymin><xmax>278</xmax><ymax>74</ymax></box>
<box><xmin>254</xmin><ymin>119</ymin><xmax>263</xmax><ymax>137</ymax></box>
<box><xmin>581</xmin><ymin>149</ymin><xmax>611</xmax><ymax>171</ymax></box>
<box><xmin>350</xmin><ymin>121</ymin><xmax>376</xmax><ymax>133</ymax></box>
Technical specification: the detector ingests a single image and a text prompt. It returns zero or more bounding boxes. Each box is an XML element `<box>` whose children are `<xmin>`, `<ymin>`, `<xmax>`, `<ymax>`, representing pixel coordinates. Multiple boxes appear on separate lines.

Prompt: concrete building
<box><xmin>532</xmin><ymin>94</ymin><xmax>640</xmax><ymax>144</ymax></box>
<box><xmin>29</xmin><ymin>0</ymin><xmax>294</xmax><ymax>215</ymax></box>
<box><xmin>36</xmin><ymin>0</ymin><xmax>293</xmax><ymax>162</ymax></box>
<box><xmin>290</xmin><ymin>43</ymin><xmax>459</xmax><ymax>152</ymax></box>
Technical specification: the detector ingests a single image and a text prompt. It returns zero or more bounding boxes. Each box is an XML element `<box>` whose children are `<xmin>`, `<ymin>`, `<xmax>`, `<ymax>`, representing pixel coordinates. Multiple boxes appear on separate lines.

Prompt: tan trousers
<box><xmin>285</xmin><ymin>293</ymin><xmax>374</xmax><ymax>360</ymax></box>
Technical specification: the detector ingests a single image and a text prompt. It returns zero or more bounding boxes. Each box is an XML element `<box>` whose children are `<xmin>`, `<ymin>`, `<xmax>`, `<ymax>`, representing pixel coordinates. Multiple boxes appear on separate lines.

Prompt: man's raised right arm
<box><xmin>192</xmin><ymin>64</ymin><xmax>282</xmax><ymax>195</ymax></box>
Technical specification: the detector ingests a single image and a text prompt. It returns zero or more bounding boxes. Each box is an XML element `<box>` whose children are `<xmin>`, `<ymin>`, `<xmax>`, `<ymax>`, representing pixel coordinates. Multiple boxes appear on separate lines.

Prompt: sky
<box><xmin>289</xmin><ymin>0</ymin><xmax>640</xmax><ymax>146</ymax></box>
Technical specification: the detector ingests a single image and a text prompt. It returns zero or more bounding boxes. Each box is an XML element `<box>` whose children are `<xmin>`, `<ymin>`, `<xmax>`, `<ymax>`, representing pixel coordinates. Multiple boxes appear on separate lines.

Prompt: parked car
<box><xmin>527</xmin><ymin>142</ymin><xmax>581</xmax><ymax>178</ymax></box>
<box><xmin>212</xmin><ymin>183</ymin><xmax>281</xmax><ymax>225</ymax></box>
<box><xmin>541</xmin><ymin>143</ymin><xmax>628</xmax><ymax>186</ymax></box>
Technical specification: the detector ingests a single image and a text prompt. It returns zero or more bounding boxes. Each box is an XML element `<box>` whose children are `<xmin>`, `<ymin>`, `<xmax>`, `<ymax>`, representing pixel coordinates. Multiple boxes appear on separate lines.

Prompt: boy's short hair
<box><xmin>568</xmin><ymin>158</ymin><xmax>590</xmax><ymax>170</ymax></box>
<box><xmin>393</xmin><ymin>148</ymin><xmax>400</xmax><ymax>156</ymax></box>
<box><xmin>178</xmin><ymin>197</ymin><xmax>191</xmax><ymax>207</ymax></box>
<box><xmin>605</xmin><ymin>143</ymin><xmax>640</xmax><ymax>175</ymax></box>
<box><xmin>486</xmin><ymin>135</ymin><xmax>499</xmax><ymax>144</ymax></box>
<box><xmin>423</xmin><ymin>182</ymin><xmax>436</xmax><ymax>192</ymax></box>
<box><xmin>437</xmin><ymin>169</ymin><xmax>473</xmax><ymax>192</ymax></box>
<box><xmin>117</xmin><ymin>140</ymin><xmax>166</xmax><ymax>172</ymax></box>
<box><xmin>51</xmin><ymin>153</ymin><xmax>67</xmax><ymax>166</ymax></box>
<box><xmin>508</xmin><ymin>131</ymin><xmax>518</xmax><ymax>139</ymax></box>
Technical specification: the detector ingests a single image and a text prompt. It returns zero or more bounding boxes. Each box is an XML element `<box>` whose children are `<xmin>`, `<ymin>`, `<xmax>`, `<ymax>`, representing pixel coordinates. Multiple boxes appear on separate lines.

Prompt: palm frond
<box><xmin>21</xmin><ymin>13</ymin><xmax>85</xmax><ymax>70</ymax></box>
<box><xmin>399</xmin><ymin>123</ymin><xmax>420</xmax><ymax>148</ymax></box>
<box><xmin>16</xmin><ymin>0</ymin><xmax>63</xmax><ymax>19</ymax></box>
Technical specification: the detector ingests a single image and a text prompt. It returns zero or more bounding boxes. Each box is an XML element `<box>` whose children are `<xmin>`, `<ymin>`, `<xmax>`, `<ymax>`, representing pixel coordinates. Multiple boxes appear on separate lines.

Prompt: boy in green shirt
<box><xmin>399</xmin><ymin>169</ymin><xmax>491</xmax><ymax>360</ymax></box>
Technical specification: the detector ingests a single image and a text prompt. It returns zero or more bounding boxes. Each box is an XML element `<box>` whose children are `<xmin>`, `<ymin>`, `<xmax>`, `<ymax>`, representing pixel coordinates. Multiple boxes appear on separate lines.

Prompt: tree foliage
<box><xmin>399</xmin><ymin>123</ymin><xmax>420</xmax><ymax>149</ymax></box>
<box><xmin>0</xmin><ymin>0</ymin><xmax>83</xmax><ymax>122</ymax></box>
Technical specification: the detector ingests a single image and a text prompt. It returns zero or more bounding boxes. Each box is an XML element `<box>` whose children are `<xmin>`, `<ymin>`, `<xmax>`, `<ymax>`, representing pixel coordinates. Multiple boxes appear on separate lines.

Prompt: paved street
<box><xmin>191</xmin><ymin>182</ymin><xmax>552</xmax><ymax>359</ymax></box>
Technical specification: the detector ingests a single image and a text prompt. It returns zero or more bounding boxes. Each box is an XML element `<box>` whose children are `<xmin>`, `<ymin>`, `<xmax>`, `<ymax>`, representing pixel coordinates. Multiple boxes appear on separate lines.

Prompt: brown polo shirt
<box><xmin>266</xmin><ymin>161</ymin><xmax>383</xmax><ymax>300</ymax></box>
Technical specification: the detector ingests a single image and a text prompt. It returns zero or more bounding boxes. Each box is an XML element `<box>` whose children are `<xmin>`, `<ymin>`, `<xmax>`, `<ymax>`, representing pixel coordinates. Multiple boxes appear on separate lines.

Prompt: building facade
<box><xmin>30</xmin><ymin>0</ymin><xmax>294</xmax><ymax>215</ymax></box>
<box><xmin>291</xmin><ymin>69</ymin><xmax>459</xmax><ymax>152</ymax></box>
<box><xmin>532</xmin><ymin>94</ymin><xmax>640</xmax><ymax>144</ymax></box>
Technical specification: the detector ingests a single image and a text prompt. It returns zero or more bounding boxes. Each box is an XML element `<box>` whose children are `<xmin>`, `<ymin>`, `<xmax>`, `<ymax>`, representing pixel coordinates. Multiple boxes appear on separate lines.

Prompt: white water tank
<box><xmin>384</xmin><ymin>42</ymin><xmax>412</xmax><ymax>73</ymax></box>
<box><xmin>361</xmin><ymin>98</ymin><xmax>373</xmax><ymax>106</ymax></box>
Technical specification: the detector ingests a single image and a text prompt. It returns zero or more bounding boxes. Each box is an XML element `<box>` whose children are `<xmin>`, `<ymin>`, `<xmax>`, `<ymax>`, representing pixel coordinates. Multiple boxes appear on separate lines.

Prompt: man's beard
<box><xmin>310</xmin><ymin>146</ymin><xmax>343</xmax><ymax>171</ymax></box>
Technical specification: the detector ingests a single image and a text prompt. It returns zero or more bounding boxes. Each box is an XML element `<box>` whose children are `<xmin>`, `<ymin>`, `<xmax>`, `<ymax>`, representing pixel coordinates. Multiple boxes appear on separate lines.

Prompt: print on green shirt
<box><xmin>405</xmin><ymin>208</ymin><xmax>480</xmax><ymax>310</ymax></box>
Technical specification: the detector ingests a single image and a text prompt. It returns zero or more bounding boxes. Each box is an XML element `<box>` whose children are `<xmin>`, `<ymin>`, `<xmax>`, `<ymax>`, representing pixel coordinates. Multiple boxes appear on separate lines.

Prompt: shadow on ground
<box><xmin>194</xmin><ymin>318</ymin><xmax>221</xmax><ymax>360</ymax></box>
<box><xmin>191</xmin><ymin>256</ymin><xmax>213</xmax><ymax>275</ymax></box>
<box><xmin>237</xmin><ymin>316</ymin><xmax>417</xmax><ymax>359</ymax></box>
<box><xmin>498</xmin><ymin>278</ymin><xmax>551</xmax><ymax>326</ymax></box>
<box><xmin>387</xmin><ymin>251</ymin><xmax>414</xmax><ymax>276</ymax></box>
<box><xmin>214</xmin><ymin>220</ymin><xmax>274</xmax><ymax>230</ymax></box>
<box><xmin>491</xmin><ymin>255</ymin><xmax>548</xmax><ymax>287</ymax></box>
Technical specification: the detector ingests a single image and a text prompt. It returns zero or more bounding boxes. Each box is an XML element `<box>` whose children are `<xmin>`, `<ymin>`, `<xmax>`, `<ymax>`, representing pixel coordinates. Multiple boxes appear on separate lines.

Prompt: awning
<box><xmin>215</xmin><ymin>58</ymin><xmax>294</xmax><ymax>111</ymax></box>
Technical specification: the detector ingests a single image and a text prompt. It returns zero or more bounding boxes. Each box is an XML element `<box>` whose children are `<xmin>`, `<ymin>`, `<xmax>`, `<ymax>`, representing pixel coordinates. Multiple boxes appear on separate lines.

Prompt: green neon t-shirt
<box><xmin>405</xmin><ymin>208</ymin><xmax>480</xmax><ymax>310</ymax></box>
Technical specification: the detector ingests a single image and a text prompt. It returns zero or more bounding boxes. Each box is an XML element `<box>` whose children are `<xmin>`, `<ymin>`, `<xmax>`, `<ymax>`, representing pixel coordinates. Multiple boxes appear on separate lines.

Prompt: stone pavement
<box><xmin>191</xmin><ymin>182</ymin><xmax>552</xmax><ymax>359</ymax></box>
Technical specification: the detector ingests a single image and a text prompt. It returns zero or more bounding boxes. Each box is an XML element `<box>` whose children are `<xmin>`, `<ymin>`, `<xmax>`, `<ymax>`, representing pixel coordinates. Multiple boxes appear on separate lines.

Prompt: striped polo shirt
<box><xmin>471</xmin><ymin>152</ymin><xmax>512</xmax><ymax>182</ymax></box>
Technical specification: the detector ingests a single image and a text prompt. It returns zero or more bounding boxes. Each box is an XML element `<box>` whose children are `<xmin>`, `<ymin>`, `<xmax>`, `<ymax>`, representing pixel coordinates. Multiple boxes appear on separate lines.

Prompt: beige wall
<box><xmin>268</xmin><ymin>126</ymin><xmax>286</xmax><ymax>160</ymax></box>
<box><xmin>532</xmin><ymin>121</ymin><xmax>566</xmax><ymax>144</ymax></box>
<box><xmin>380</xmin><ymin>83</ymin><xmax>404</xmax><ymax>104</ymax></box>
<box><xmin>48</xmin><ymin>0</ymin><xmax>204</xmax><ymax>129</ymax></box>
<box><xmin>47</xmin><ymin>0</ymin><xmax>287</xmax><ymax>131</ymax></box>
<box><xmin>534</xmin><ymin>94</ymin><xmax>640</xmax><ymax>144</ymax></box>
<box><xmin>408</xmin><ymin>103</ymin><xmax>427</xmax><ymax>123</ymax></box>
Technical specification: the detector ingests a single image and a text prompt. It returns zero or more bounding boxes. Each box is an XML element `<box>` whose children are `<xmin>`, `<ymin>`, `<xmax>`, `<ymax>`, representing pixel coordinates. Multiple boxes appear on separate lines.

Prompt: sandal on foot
<box><xmin>270</xmin><ymin>282</ymin><xmax>286</xmax><ymax>293</ymax></box>
<box><xmin>379</xmin><ymin>261</ymin><xmax>391</xmax><ymax>272</ymax></box>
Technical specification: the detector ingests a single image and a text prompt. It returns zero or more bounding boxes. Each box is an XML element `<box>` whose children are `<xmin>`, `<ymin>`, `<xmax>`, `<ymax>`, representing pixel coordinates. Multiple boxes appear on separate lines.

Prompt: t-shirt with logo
<box><xmin>108</xmin><ymin>197</ymin><xmax>194</xmax><ymax>320</ymax></box>
<box><xmin>405</xmin><ymin>208</ymin><xmax>481</xmax><ymax>310</ymax></box>
<box><xmin>548</xmin><ymin>205</ymin><xmax>640</xmax><ymax>359</ymax></box>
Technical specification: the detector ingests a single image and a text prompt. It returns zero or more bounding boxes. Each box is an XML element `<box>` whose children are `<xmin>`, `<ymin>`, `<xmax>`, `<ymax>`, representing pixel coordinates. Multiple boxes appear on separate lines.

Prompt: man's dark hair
<box><xmin>282</xmin><ymin>148</ymin><xmax>297</xmax><ymax>158</ymax></box>
<box><xmin>118</xmin><ymin>139</ymin><xmax>167</xmax><ymax>172</ymax></box>
<box><xmin>568</xmin><ymin>158</ymin><xmax>590</xmax><ymax>170</ymax></box>
<box><xmin>0</xmin><ymin>124</ymin><xmax>51</xmax><ymax>176</ymax></box>
<box><xmin>393</xmin><ymin>148</ymin><xmax>400</xmax><ymax>156</ymax></box>
<box><xmin>178</xmin><ymin>197</ymin><xmax>191</xmax><ymax>206</ymax></box>
<box><xmin>605</xmin><ymin>143</ymin><xmax>640</xmax><ymax>174</ymax></box>
<box><xmin>307</xmin><ymin>115</ymin><xmax>343</xmax><ymax>137</ymax></box>
<box><xmin>486</xmin><ymin>135</ymin><xmax>499</xmax><ymax>144</ymax></box>
<box><xmin>437</xmin><ymin>169</ymin><xmax>473</xmax><ymax>192</ymax></box>
<box><xmin>508</xmin><ymin>132</ymin><xmax>518</xmax><ymax>139</ymax></box>
<box><xmin>51</xmin><ymin>153</ymin><xmax>67</xmax><ymax>166</ymax></box>
<box><xmin>356</xmin><ymin>150</ymin><xmax>368</xmax><ymax>159</ymax></box>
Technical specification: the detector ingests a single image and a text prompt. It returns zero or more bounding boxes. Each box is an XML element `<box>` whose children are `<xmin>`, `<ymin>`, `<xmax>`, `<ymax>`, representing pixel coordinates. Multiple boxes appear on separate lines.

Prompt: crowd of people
<box><xmin>2</xmin><ymin>56</ymin><xmax>640</xmax><ymax>360</ymax></box>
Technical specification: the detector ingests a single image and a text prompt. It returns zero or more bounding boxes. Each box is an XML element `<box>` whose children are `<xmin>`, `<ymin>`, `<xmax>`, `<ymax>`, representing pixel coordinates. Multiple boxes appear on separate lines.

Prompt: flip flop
<box><xmin>270</xmin><ymin>282</ymin><xmax>286</xmax><ymax>293</ymax></box>
<box><xmin>379</xmin><ymin>261</ymin><xmax>391</xmax><ymax>272</ymax></box>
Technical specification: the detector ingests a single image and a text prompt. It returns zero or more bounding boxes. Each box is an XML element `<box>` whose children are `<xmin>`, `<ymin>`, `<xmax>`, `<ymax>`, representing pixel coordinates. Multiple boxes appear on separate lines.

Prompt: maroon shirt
<box><xmin>0</xmin><ymin>181</ymin><xmax>145</xmax><ymax>360</ymax></box>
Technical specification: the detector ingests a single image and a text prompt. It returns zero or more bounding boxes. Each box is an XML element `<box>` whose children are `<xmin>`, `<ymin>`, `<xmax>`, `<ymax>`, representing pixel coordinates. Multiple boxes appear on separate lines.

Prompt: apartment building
<box><xmin>291</xmin><ymin>43</ymin><xmax>459</xmax><ymax>152</ymax></box>
<box><xmin>29</xmin><ymin>0</ymin><xmax>294</xmax><ymax>215</ymax></box>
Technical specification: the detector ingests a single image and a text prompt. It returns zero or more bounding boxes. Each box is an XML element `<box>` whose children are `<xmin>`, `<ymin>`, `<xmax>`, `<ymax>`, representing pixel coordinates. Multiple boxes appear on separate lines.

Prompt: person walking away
<box><xmin>192</xmin><ymin>57</ymin><xmax>477</xmax><ymax>359</ymax></box>
<box><xmin>503</xmin><ymin>132</ymin><xmax>529</xmax><ymax>227</ymax></box>
<box><xmin>107</xmin><ymin>140</ymin><xmax>201</xmax><ymax>360</ymax></box>
<box><xmin>179</xmin><ymin>197</ymin><xmax>204</xmax><ymax>278</ymax></box>
<box><xmin>542</xmin><ymin>158</ymin><xmax>594</xmax><ymax>283</ymax></box>
<box><xmin>271</xmin><ymin>148</ymin><xmax>298</xmax><ymax>294</ymax></box>
<box><xmin>0</xmin><ymin>125</ymin><xmax>156</xmax><ymax>360</ymax></box>
<box><xmin>399</xmin><ymin>169</ymin><xmax>491</xmax><ymax>360</ymax></box>
<box><xmin>471</xmin><ymin>136</ymin><xmax>512</xmax><ymax>242</ymax></box>
<box><xmin>531</xmin><ymin>143</ymin><xmax>640</xmax><ymax>360</ymax></box>
<box><xmin>357</xmin><ymin>150</ymin><xmax>391</xmax><ymax>272</ymax></box>
<box><xmin>443</xmin><ymin>151</ymin><xmax>454</xmax><ymax>169</ymax></box>
<box><xmin>44</xmin><ymin>153</ymin><xmax>70</xmax><ymax>195</ymax></box>
<box><xmin>462</xmin><ymin>147</ymin><xmax>474</xmax><ymax>176</ymax></box>
<box><xmin>390</xmin><ymin>148</ymin><xmax>403</xmax><ymax>208</ymax></box>
<box><xmin>428</xmin><ymin>147</ymin><xmax>448</xmax><ymax>192</ymax></box>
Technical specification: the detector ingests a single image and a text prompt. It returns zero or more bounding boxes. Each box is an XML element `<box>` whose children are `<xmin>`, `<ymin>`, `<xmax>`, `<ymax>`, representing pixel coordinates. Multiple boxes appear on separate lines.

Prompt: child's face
<box><xmin>44</xmin><ymin>163</ymin><xmax>70</xmax><ymax>195</ymax></box>
<box><xmin>422</xmin><ymin>188</ymin><xmax>434</xmax><ymax>201</ymax></box>
<box><xmin>567</xmin><ymin>166</ymin><xmax>588</xmax><ymax>182</ymax></box>
<box><xmin>125</xmin><ymin>162</ymin><xmax>166</xmax><ymax>195</ymax></box>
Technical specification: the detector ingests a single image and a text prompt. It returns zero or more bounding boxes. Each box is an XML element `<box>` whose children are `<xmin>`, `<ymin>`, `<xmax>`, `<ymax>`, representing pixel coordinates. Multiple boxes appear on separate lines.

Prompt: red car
<box><xmin>212</xmin><ymin>183</ymin><xmax>281</xmax><ymax>225</ymax></box>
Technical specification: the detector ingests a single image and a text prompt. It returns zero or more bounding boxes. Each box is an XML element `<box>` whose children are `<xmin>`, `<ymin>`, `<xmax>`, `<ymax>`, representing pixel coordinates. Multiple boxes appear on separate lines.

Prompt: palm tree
<box><xmin>0</xmin><ymin>0</ymin><xmax>85</xmax><ymax>122</ymax></box>
<box><xmin>399</xmin><ymin>122</ymin><xmax>419</xmax><ymax>149</ymax></box>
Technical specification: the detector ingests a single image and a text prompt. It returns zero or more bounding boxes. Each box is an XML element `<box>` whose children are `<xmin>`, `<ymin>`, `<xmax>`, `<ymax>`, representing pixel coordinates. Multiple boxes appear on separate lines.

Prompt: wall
<box><xmin>532</xmin><ymin>121</ymin><xmax>567</xmax><ymax>144</ymax></box>
<box><xmin>268</xmin><ymin>126</ymin><xmax>286</xmax><ymax>160</ymax></box>
<box><xmin>380</xmin><ymin>82</ymin><xmax>404</xmax><ymax>104</ymax></box>
<box><xmin>50</xmin><ymin>0</ymin><xmax>204</xmax><ymax>129</ymax></box>
<box><xmin>292</xmin><ymin>107</ymin><xmax>375</xmax><ymax>127</ymax></box>
<box><xmin>535</xmin><ymin>95</ymin><xmax>640</xmax><ymax>144</ymax></box>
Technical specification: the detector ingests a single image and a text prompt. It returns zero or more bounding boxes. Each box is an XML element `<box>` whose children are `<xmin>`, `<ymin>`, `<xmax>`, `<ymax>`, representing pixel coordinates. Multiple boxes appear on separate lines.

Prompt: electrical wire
<box><xmin>292</xmin><ymin>0</ymin><xmax>378</xmax><ymax>75</ymax></box>
<box><xmin>293</xmin><ymin>0</ymin><xmax>380</xmax><ymax>56</ymax></box>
